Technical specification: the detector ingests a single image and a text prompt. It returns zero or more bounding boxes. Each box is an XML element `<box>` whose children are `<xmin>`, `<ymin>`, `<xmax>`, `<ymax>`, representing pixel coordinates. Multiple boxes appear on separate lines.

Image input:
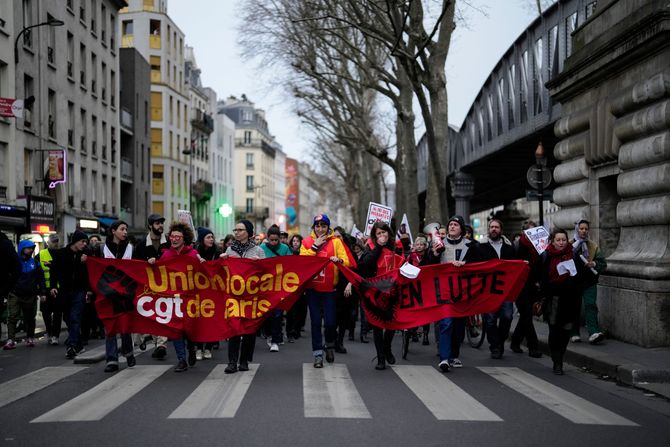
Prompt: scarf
<box><xmin>546</xmin><ymin>243</ymin><xmax>574</xmax><ymax>285</ymax></box>
<box><xmin>230</xmin><ymin>239</ymin><xmax>255</xmax><ymax>257</ymax></box>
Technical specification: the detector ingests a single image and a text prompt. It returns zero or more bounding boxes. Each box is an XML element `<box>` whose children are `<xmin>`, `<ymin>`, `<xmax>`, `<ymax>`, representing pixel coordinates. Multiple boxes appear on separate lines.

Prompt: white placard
<box><xmin>523</xmin><ymin>226</ymin><xmax>550</xmax><ymax>255</ymax></box>
<box><xmin>396</xmin><ymin>213</ymin><xmax>413</xmax><ymax>247</ymax></box>
<box><xmin>364</xmin><ymin>202</ymin><xmax>393</xmax><ymax>236</ymax></box>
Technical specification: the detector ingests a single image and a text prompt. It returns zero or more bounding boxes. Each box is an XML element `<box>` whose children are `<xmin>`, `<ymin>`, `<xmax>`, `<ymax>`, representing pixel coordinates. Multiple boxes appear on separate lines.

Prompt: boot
<box><xmin>422</xmin><ymin>332</ymin><xmax>430</xmax><ymax>346</ymax></box>
<box><xmin>375</xmin><ymin>355</ymin><xmax>386</xmax><ymax>370</ymax></box>
<box><xmin>551</xmin><ymin>353</ymin><xmax>564</xmax><ymax>375</ymax></box>
<box><xmin>383</xmin><ymin>330</ymin><xmax>395</xmax><ymax>365</ymax></box>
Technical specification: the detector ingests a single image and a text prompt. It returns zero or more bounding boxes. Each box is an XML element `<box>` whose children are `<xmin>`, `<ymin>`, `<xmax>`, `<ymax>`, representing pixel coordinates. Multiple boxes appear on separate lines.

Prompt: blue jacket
<box><xmin>13</xmin><ymin>240</ymin><xmax>45</xmax><ymax>296</ymax></box>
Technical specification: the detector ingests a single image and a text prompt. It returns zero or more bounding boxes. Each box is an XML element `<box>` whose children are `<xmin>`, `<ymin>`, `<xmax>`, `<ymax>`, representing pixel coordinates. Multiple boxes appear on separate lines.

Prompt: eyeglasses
<box><xmin>233</xmin><ymin>228</ymin><xmax>246</xmax><ymax>232</ymax></box>
<box><xmin>169</xmin><ymin>234</ymin><xmax>183</xmax><ymax>240</ymax></box>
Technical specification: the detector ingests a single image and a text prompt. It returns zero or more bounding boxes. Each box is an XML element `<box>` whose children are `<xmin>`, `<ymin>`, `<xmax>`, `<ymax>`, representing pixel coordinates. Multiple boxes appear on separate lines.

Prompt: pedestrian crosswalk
<box><xmin>0</xmin><ymin>363</ymin><xmax>638</xmax><ymax>426</ymax></box>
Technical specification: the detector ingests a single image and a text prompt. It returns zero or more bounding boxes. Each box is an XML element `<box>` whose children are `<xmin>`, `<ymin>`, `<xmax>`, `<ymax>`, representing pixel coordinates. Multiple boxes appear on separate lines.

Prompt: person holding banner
<box><xmin>285</xmin><ymin>234</ymin><xmax>307</xmax><ymax>342</ymax></box>
<box><xmin>134</xmin><ymin>214</ymin><xmax>170</xmax><ymax>360</ymax></box>
<box><xmin>160</xmin><ymin>222</ymin><xmax>201</xmax><ymax>372</ymax></box>
<box><xmin>261</xmin><ymin>225</ymin><xmax>293</xmax><ymax>353</ymax></box>
<box><xmin>223</xmin><ymin>219</ymin><xmax>265</xmax><ymax>374</ymax></box>
<box><xmin>478</xmin><ymin>219</ymin><xmax>517</xmax><ymax>360</ymax></box>
<box><xmin>356</xmin><ymin>221</ymin><xmax>405</xmax><ymax>370</ymax></box>
<box><xmin>539</xmin><ymin>229</ymin><xmax>581</xmax><ymax>375</ymax></box>
<box><xmin>300</xmin><ymin>214</ymin><xmax>354</xmax><ymax>368</ymax></box>
<box><xmin>408</xmin><ymin>235</ymin><xmax>431</xmax><ymax>345</ymax></box>
<box><xmin>94</xmin><ymin>220</ymin><xmax>137</xmax><ymax>373</ymax></box>
<box><xmin>427</xmin><ymin>216</ymin><xmax>480</xmax><ymax>372</ymax></box>
<box><xmin>194</xmin><ymin>227</ymin><xmax>225</xmax><ymax>361</ymax></box>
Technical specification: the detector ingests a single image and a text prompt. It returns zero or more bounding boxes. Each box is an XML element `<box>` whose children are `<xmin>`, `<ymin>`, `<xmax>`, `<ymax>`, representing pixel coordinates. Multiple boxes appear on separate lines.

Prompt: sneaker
<box><xmin>439</xmin><ymin>360</ymin><xmax>450</xmax><ymax>372</ymax></box>
<box><xmin>449</xmin><ymin>358</ymin><xmax>463</xmax><ymax>368</ymax></box>
<box><xmin>490</xmin><ymin>349</ymin><xmax>503</xmax><ymax>359</ymax></box>
<box><xmin>26</xmin><ymin>338</ymin><xmax>35</xmax><ymax>347</ymax></box>
<box><xmin>238</xmin><ymin>361</ymin><xmax>249</xmax><ymax>371</ymax></box>
<box><xmin>325</xmin><ymin>348</ymin><xmax>335</xmax><ymax>363</ymax></box>
<box><xmin>152</xmin><ymin>345</ymin><xmax>167</xmax><ymax>359</ymax></box>
<box><xmin>313</xmin><ymin>356</ymin><xmax>323</xmax><ymax>368</ymax></box>
<box><xmin>104</xmin><ymin>362</ymin><xmax>119</xmax><ymax>373</ymax></box>
<box><xmin>126</xmin><ymin>355</ymin><xmax>136</xmax><ymax>368</ymax></box>
<box><xmin>270</xmin><ymin>343</ymin><xmax>279</xmax><ymax>352</ymax></box>
<box><xmin>3</xmin><ymin>339</ymin><xmax>16</xmax><ymax>350</ymax></box>
<box><xmin>195</xmin><ymin>349</ymin><xmax>203</xmax><ymax>361</ymax></box>
<box><xmin>570</xmin><ymin>336</ymin><xmax>582</xmax><ymax>343</ymax></box>
<box><xmin>203</xmin><ymin>349</ymin><xmax>212</xmax><ymax>359</ymax></box>
<box><xmin>288</xmin><ymin>336</ymin><xmax>295</xmax><ymax>343</ymax></box>
<box><xmin>224</xmin><ymin>362</ymin><xmax>238</xmax><ymax>374</ymax></box>
<box><xmin>49</xmin><ymin>336</ymin><xmax>59</xmax><ymax>346</ymax></box>
<box><xmin>174</xmin><ymin>360</ymin><xmax>188</xmax><ymax>372</ymax></box>
<box><xmin>65</xmin><ymin>346</ymin><xmax>76</xmax><ymax>359</ymax></box>
<box><xmin>588</xmin><ymin>332</ymin><xmax>605</xmax><ymax>344</ymax></box>
<box><xmin>75</xmin><ymin>346</ymin><xmax>86</xmax><ymax>356</ymax></box>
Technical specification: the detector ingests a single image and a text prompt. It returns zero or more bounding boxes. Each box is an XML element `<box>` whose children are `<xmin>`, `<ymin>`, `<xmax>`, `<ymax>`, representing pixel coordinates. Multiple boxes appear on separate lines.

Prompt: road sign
<box><xmin>526</xmin><ymin>189</ymin><xmax>553</xmax><ymax>201</ymax></box>
<box><xmin>526</xmin><ymin>166</ymin><xmax>552</xmax><ymax>189</ymax></box>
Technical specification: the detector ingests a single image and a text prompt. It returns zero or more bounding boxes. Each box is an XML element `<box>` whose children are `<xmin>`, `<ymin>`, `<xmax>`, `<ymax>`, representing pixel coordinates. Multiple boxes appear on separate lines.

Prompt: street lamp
<box><xmin>14</xmin><ymin>18</ymin><xmax>65</xmax><ymax>63</ymax></box>
<box><xmin>535</xmin><ymin>142</ymin><xmax>546</xmax><ymax>227</ymax></box>
<box><xmin>182</xmin><ymin>148</ymin><xmax>193</xmax><ymax>216</ymax></box>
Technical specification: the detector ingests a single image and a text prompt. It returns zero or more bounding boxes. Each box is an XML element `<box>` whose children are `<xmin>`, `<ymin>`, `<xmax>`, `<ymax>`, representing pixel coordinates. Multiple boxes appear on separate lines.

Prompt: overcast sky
<box><xmin>168</xmin><ymin>0</ymin><xmax>540</xmax><ymax>161</ymax></box>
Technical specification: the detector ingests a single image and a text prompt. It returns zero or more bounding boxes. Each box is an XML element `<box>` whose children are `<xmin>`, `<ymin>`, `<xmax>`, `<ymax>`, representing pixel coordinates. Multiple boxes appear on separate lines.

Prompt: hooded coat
<box><xmin>13</xmin><ymin>240</ymin><xmax>46</xmax><ymax>296</ymax></box>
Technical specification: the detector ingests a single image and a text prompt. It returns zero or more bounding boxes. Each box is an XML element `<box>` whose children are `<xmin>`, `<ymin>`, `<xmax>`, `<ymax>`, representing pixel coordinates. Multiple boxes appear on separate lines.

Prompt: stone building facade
<box><xmin>548</xmin><ymin>0</ymin><xmax>670</xmax><ymax>346</ymax></box>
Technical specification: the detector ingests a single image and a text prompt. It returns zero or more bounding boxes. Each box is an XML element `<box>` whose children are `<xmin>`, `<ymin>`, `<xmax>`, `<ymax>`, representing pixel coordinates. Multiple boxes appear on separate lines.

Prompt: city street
<box><xmin>1</xmin><ymin>329</ymin><xmax>669</xmax><ymax>446</ymax></box>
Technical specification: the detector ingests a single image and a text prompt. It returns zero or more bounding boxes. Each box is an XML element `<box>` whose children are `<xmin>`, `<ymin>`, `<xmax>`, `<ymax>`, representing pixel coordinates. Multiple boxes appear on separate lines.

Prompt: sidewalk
<box><xmin>533</xmin><ymin>320</ymin><xmax>670</xmax><ymax>398</ymax></box>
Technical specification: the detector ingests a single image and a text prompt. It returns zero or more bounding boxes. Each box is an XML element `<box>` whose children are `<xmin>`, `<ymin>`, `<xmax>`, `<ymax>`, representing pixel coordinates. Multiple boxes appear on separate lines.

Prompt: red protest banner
<box><xmin>339</xmin><ymin>260</ymin><xmax>529</xmax><ymax>330</ymax></box>
<box><xmin>87</xmin><ymin>256</ymin><xmax>330</xmax><ymax>341</ymax></box>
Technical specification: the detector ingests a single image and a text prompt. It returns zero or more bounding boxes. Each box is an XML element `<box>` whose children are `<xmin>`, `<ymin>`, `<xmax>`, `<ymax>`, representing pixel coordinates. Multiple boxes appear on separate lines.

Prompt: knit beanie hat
<box><xmin>69</xmin><ymin>230</ymin><xmax>89</xmax><ymax>245</ymax></box>
<box><xmin>239</xmin><ymin>219</ymin><xmax>254</xmax><ymax>237</ymax></box>
<box><xmin>448</xmin><ymin>215</ymin><xmax>466</xmax><ymax>234</ymax></box>
<box><xmin>197</xmin><ymin>227</ymin><xmax>213</xmax><ymax>244</ymax></box>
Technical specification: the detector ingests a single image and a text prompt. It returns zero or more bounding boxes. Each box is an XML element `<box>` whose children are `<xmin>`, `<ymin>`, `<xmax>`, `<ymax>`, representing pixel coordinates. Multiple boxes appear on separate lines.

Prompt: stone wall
<box><xmin>548</xmin><ymin>0</ymin><xmax>670</xmax><ymax>346</ymax></box>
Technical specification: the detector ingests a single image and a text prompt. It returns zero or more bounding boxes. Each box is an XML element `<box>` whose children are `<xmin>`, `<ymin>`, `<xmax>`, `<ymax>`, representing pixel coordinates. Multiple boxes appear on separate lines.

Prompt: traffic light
<box><xmin>218</xmin><ymin>203</ymin><xmax>232</xmax><ymax>218</ymax></box>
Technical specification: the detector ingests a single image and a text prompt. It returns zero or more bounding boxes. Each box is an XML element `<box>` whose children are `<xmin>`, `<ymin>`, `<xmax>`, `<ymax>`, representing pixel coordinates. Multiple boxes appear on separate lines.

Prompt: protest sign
<box><xmin>523</xmin><ymin>226</ymin><xmax>550</xmax><ymax>255</ymax></box>
<box><xmin>364</xmin><ymin>202</ymin><xmax>393</xmax><ymax>236</ymax></box>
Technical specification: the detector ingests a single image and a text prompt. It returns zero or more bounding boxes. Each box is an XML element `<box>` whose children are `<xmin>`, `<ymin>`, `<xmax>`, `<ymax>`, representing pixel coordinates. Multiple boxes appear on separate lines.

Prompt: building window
<box><xmin>67</xmin><ymin>101</ymin><xmax>75</xmax><ymax>147</ymax></box>
<box><xmin>67</xmin><ymin>32</ymin><xmax>74</xmax><ymax>78</ymax></box>
<box><xmin>565</xmin><ymin>13</ymin><xmax>578</xmax><ymax>57</ymax></box>
<box><xmin>110</xmin><ymin>70</ymin><xmax>116</xmax><ymax>107</ymax></box>
<box><xmin>150</xmin><ymin>55</ymin><xmax>161</xmax><ymax>83</ymax></box>
<box><xmin>48</xmin><ymin>89</ymin><xmax>56</xmax><ymax>140</ymax></box>
<box><xmin>101</xmin><ymin>62</ymin><xmax>107</xmax><ymax>102</ymax></box>
<box><xmin>520</xmin><ymin>50</ymin><xmax>529</xmax><ymax>124</ymax></box>
<box><xmin>91</xmin><ymin>115</ymin><xmax>97</xmax><ymax>156</ymax></box>
<box><xmin>22</xmin><ymin>0</ymin><xmax>33</xmax><ymax>48</ymax></box>
<box><xmin>246</xmin><ymin>153</ymin><xmax>254</xmax><ymax>168</ymax></box>
<box><xmin>23</xmin><ymin>75</ymin><xmax>34</xmax><ymax>129</ymax></box>
<box><xmin>91</xmin><ymin>53</ymin><xmax>97</xmax><ymax>95</ymax></box>
<box><xmin>100</xmin><ymin>4</ymin><xmax>107</xmax><ymax>43</ymax></box>
<box><xmin>243</xmin><ymin>131</ymin><xmax>252</xmax><ymax>145</ymax></box>
<box><xmin>80</xmin><ymin>44</ymin><xmax>87</xmax><ymax>88</ymax></box>
<box><xmin>90</xmin><ymin>0</ymin><xmax>97</xmax><ymax>34</ymax></box>
<box><xmin>585</xmin><ymin>2</ymin><xmax>597</xmax><ymax>19</ymax></box>
<box><xmin>151</xmin><ymin>92</ymin><xmax>162</xmax><ymax>121</ymax></box>
<box><xmin>246</xmin><ymin>198</ymin><xmax>254</xmax><ymax>213</ymax></box>
<box><xmin>80</xmin><ymin>109</ymin><xmax>87</xmax><ymax>153</ymax></box>
<box><xmin>47</xmin><ymin>14</ymin><xmax>56</xmax><ymax>65</ymax></box>
<box><xmin>122</xmin><ymin>20</ymin><xmax>133</xmax><ymax>47</ymax></box>
<box><xmin>246</xmin><ymin>175</ymin><xmax>254</xmax><ymax>192</ymax></box>
<box><xmin>150</xmin><ymin>19</ymin><xmax>161</xmax><ymax>49</ymax></box>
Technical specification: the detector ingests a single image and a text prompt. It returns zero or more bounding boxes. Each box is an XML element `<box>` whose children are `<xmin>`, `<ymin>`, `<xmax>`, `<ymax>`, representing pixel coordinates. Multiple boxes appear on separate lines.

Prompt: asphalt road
<box><xmin>1</xmin><ymin>330</ymin><xmax>669</xmax><ymax>447</ymax></box>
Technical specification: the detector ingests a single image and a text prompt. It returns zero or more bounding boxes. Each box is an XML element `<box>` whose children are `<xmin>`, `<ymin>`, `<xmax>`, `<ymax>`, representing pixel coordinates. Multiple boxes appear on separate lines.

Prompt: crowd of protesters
<box><xmin>0</xmin><ymin>209</ymin><xmax>606</xmax><ymax>377</ymax></box>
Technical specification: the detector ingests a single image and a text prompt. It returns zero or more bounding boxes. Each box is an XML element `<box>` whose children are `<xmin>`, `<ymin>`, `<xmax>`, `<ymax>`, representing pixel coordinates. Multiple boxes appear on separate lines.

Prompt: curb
<box><xmin>537</xmin><ymin>339</ymin><xmax>670</xmax><ymax>389</ymax></box>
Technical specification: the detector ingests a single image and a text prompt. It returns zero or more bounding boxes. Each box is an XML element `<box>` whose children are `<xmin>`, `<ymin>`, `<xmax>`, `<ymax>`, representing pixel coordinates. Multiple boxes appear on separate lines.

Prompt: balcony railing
<box><xmin>190</xmin><ymin>109</ymin><xmax>214</xmax><ymax>134</ymax></box>
<box><xmin>235</xmin><ymin>206</ymin><xmax>269</xmax><ymax>220</ymax></box>
<box><xmin>120</xmin><ymin>108</ymin><xmax>133</xmax><ymax>132</ymax></box>
<box><xmin>121</xmin><ymin>157</ymin><xmax>133</xmax><ymax>182</ymax></box>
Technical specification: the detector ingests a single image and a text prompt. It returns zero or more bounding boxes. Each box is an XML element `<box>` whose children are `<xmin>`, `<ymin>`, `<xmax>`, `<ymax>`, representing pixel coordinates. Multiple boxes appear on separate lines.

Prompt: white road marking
<box><xmin>303</xmin><ymin>363</ymin><xmax>371</xmax><ymax>418</ymax></box>
<box><xmin>31</xmin><ymin>365</ymin><xmax>171</xmax><ymax>422</ymax></box>
<box><xmin>392</xmin><ymin>365</ymin><xmax>502</xmax><ymax>421</ymax></box>
<box><xmin>478</xmin><ymin>367</ymin><xmax>638</xmax><ymax>426</ymax></box>
<box><xmin>169</xmin><ymin>364</ymin><xmax>259</xmax><ymax>418</ymax></box>
<box><xmin>0</xmin><ymin>367</ymin><xmax>86</xmax><ymax>408</ymax></box>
